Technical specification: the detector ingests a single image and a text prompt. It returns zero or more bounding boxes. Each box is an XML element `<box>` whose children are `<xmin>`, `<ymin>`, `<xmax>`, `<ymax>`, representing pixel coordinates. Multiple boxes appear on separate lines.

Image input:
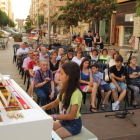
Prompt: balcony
<box><xmin>55</xmin><ymin>0</ymin><xmax>67</xmax><ymax>7</ymax></box>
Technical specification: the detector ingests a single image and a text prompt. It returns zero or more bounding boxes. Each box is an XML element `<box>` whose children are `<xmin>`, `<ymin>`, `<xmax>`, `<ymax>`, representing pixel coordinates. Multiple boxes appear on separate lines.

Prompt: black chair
<box><xmin>83</xmin><ymin>51</ymin><xmax>90</xmax><ymax>57</ymax></box>
<box><xmin>96</xmin><ymin>69</ymin><xmax>105</xmax><ymax>109</ymax></box>
<box><xmin>65</xmin><ymin>46</ymin><xmax>71</xmax><ymax>51</ymax></box>
<box><xmin>47</xmin><ymin>51</ymin><xmax>51</xmax><ymax>56</ymax></box>
<box><xmin>98</xmin><ymin>59</ymin><xmax>107</xmax><ymax>64</ymax></box>
<box><xmin>24</xmin><ymin>71</ymin><xmax>30</xmax><ymax>85</ymax></box>
<box><xmin>18</xmin><ymin>54</ymin><xmax>28</xmax><ymax>75</ymax></box>
<box><xmin>98</xmin><ymin>63</ymin><xmax>108</xmax><ymax>71</ymax></box>
<box><xmin>54</xmin><ymin>47</ymin><xmax>59</xmax><ymax>52</ymax></box>
<box><xmin>29</xmin><ymin>44</ymin><xmax>33</xmax><ymax>48</ymax></box>
<box><xmin>44</xmin><ymin>44</ymin><xmax>49</xmax><ymax>49</ymax></box>
<box><xmin>13</xmin><ymin>44</ymin><xmax>20</xmax><ymax>63</ymax></box>
<box><xmin>90</xmin><ymin>59</ymin><xmax>97</xmax><ymax>65</ymax></box>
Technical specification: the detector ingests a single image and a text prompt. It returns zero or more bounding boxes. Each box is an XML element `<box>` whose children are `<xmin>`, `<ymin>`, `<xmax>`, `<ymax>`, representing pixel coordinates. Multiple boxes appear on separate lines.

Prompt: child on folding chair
<box><xmin>109</xmin><ymin>55</ymin><xmax>127</xmax><ymax>111</ymax></box>
<box><xmin>90</xmin><ymin>63</ymin><xmax>111</xmax><ymax>110</ymax></box>
<box><xmin>30</xmin><ymin>59</ymin><xmax>41</xmax><ymax>99</ymax></box>
<box><xmin>42</xmin><ymin>62</ymin><xmax>82</xmax><ymax>139</ymax></box>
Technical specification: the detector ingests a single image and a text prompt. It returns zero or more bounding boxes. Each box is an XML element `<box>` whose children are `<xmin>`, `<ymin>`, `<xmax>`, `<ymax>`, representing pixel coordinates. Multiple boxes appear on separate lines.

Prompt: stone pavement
<box><xmin>0</xmin><ymin>36</ymin><xmax>27</xmax><ymax>92</ymax></box>
<box><xmin>0</xmin><ymin>36</ymin><xmax>140</xmax><ymax>140</ymax></box>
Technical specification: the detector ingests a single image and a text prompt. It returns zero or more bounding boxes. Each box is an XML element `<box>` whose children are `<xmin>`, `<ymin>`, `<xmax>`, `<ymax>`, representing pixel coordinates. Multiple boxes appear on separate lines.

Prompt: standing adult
<box><xmin>42</xmin><ymin>27</ymin><xmax>44</xmax><ymax>37</ymax></box>
<box><xmin>129</xmin><ymin>36</ymin><xmax>135</xmax><ymax>50</ymax></box>
<box><xmin>16</xmin><ymin>42</ymin><xmax>29</xmax><ymax>57</ymax></box>
<box><xmin>39</xmin><ymin>47</ymin><xmax>48</xmax><ymax>60</ymax></box>
<box><xmin>78</xmin><ymin>32</ymin><xmax>81</xmax><ymax>36</ymax></box>
<box><xmin>83</xmin><ymin>31</ymin><xmax>87</xmax><ymax>39</ymax></box>
<box><xmin>78</xmin><ymin>35</ymin><xmax>82</xmax><ymax>43</ymax></box>
<box><xmin>94</xmin><ymin>32</ymin><xmax>103</xmax><ymax>52</ymax></box>
<box><xmin>22</xmin><ymin>49</ymin><xmax>34</xmax><ymax>71</ymax></box>
<box><xmin>84</xmin><ymin>31</ymin><xmax>94</xmax><ymax>51</ymax></box>
<box><xmin>36</xmin><ymin>32</ymin><xmax>40</xmax><ymax>47</ymax></box>
<box><xmin>34</xmin><ymin>59</ymin><xmax>55</xmax><ymax>106</ymax></box>
<box><xmin>73</xmin><ymin>32</ymin><xmax>76</xmax><ymax>40</ymax></box>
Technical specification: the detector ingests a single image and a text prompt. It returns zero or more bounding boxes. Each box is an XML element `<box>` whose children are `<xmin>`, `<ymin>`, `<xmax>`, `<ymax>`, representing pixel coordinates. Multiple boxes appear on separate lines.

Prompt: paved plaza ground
<box><xmin>0</xmin><ymin>35</ymin><xmax>140</xmax><ymax>140</ymax></box>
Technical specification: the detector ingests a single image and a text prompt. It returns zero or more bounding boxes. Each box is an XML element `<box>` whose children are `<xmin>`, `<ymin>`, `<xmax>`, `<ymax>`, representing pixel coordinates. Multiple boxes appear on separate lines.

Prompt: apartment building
<box><xmin>0</xmin><ymin>0</ymin><xmax>13</xmax><ymax>21</ymax></box>
<box><xmin>8</xmin><ymin>0</ymin><xmax>12</xmax><ymax>20</ymax></box>
<box><xmin>29</xmin><ymin>0</ymin><xmax>67</xmax><ymax>34</ymax></box>
<box><xmin>0</xmin><ymin>0</ymin><xmax>8</xmax><ymax>15</ymax></box>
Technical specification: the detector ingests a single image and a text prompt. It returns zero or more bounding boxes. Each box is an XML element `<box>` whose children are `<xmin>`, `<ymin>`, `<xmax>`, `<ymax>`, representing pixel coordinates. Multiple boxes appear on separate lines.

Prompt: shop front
<box><xmin>115</xmin><ymin>1</ymin><xmax>138</xmax><ymax>48</ymax></box>
<box><xmin>99</xmin><ymin>20</ymin><xmax>111</xmax><ymax>44</ymax></box>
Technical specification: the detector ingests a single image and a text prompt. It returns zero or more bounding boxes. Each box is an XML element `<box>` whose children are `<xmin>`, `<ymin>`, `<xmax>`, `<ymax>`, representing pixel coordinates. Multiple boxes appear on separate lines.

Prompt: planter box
<box><xmin>14</xmin><ymin>38</ymin><xmax>22</xmax><ymax>42</ymax></box>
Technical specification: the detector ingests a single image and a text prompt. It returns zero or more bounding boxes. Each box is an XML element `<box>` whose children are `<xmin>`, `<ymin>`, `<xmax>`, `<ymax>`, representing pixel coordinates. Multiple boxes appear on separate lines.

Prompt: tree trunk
<box><xmin>96</xmin><ymin>21</ymin><xmax>99</xmax><ymax>33</ymax></box>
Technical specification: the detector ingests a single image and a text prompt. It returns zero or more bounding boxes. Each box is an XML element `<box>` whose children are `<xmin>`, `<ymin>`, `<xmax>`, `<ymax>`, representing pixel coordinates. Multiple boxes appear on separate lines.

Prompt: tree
<box><xmin>136</xmin><ymin>0</ymin><xmax>140</xmax><ymax>16</ymax></box>
<box><xmin>0</xmin><ymin>9</ymin><xmax>15</xmax><ymax>27</ymax></box>
<box><xmin>58</xmin><ymin>0</ymin><xmax>118</xmax><ymax>30</ymax></box>
<box><xmin>24</xmin><ymin>15</ymin><xmax>32</xmax><ymax>33</ymax></box>
<box><xmin>38</xmin><ymin>15</ymin><xmax>44</xmax><ymax>26</ymax></box>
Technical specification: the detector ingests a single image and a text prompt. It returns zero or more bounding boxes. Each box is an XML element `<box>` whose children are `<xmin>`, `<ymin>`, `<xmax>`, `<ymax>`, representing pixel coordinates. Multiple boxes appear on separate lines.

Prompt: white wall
<box><xmin>119</xmin><ymin>26</ymin><xmax>124</xmax><ymax>47</ymax></box>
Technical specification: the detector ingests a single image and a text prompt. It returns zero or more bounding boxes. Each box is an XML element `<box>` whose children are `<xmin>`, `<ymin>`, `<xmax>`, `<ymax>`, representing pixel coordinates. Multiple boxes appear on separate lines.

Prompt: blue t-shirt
<box><xmin>80</xmin><ymin>69</ymin><xmax>90</xmax><ymax>86</ymax></box>
<box><xmin>92</xmin><ymin>72</ymin><xmax>106</xmax><ymax>85</ymax></box>
<box><xmin>84</xmin><ymin>35</ymin><xmax>93</xmax><ymax>47</ymax></box>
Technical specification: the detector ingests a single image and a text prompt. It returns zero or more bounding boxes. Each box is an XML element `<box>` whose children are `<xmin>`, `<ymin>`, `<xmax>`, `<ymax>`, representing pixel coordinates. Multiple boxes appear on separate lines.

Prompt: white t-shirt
<box><xmin>109</xmin><ymin>59</ymin><xmax>115</xmax><ymax>68</ymax></box>
<box><xmin>33</xmin><ymin>66</ymin><xmax>41</xmax><ymax>72</ymax></box>
<box><xmin>90</xmin><ymin>55</ymin><xmax>98</xmax><ymax>61</ymax></box>
<box><xmin>17</xmin><ymin>48</ymin><xmax>29</xmax><ymax>55</ymax></box>
<box><xmin>72</xmin><ymin>57</ymin><xmax>84</xmax><ymax>66</ymax></box>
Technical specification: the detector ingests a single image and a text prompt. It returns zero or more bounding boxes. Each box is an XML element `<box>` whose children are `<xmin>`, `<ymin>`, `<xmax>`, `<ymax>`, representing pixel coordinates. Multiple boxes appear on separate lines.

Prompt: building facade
<box><xmin>0</xmin><ymin>0</ymin><xmax>13</xmax><ymax>21</ymax></box>
<box><xmin>15</xmin><ymin>19</ymin><xmax>24</xmax><ymax>29</ymax></box>
<box><xmin>0</xmin><ymin>0</ymin><xmax>8</xmax><ymax>15</ymax></box>
<box><xmin>114</xmin><ymin>0</ymin><xmax>138</xmax><ymax>49</ymax></box>
<box><xmin>29</xmin><ymin>0</ymin><xmax>68</xmax><ymax>34</ymax></box>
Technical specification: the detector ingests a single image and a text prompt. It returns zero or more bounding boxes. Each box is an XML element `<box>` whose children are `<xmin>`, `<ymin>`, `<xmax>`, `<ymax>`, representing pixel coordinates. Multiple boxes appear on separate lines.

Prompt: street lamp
<box><xmin>48</xmin><ymin>0</ymin><xmax>50</xmax><ymax>44</ymax></box>
<box><xmin>37</xmin><ymin>0</ymin><xmax>39</xmax><ymax>32</ymax></box>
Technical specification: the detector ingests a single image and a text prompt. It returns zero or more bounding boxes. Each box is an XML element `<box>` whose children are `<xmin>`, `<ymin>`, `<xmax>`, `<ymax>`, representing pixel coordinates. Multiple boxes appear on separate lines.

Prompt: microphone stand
<box><xmin>105</xmin><ymin>51</ymin><xmax>136</xmax><ymax>126</ymax></box>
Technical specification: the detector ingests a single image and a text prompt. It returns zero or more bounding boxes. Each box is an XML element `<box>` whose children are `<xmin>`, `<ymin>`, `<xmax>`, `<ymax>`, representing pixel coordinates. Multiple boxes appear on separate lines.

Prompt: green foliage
<box><xmin>59</xmin><ymin>0</ymin><xmax>118</xmax><ymax>27</ymax></box>
<box><xmin>0</xmin><ymin>9</ymin><xmax>15</xmax><ymax>27</ymax></box>
<box><xmin>12</xmin><ymin>33</ymin><xmax>23</xmax><ymax>39</ymax></box>
<box><xmin>136</xmin><ymin>0</ymin><xmax>140</xmax><ymax>16</ymax></box>
<box><xmin>39</xmin><ymin>15</ymin><xmax>44</xmax><ymax>26</ymax></box>
<box><xmin>24</xmin><ymin>15</ymin><xmax>32</xmax><ymax>33</ymax></box>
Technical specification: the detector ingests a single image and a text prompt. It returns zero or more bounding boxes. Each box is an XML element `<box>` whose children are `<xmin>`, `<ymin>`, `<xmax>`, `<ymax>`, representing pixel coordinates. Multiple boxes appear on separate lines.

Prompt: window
<box><xmin>124</xmin><ymin>27</ymin><xmax>133</xmax><ymax>46</ymax></box>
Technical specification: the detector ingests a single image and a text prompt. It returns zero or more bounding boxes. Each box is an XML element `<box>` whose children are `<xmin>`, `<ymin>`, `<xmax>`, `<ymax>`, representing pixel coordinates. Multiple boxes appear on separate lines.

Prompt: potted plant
<box><xmin>13</xmin><ymin>33</ymin><xmax>23</xmax><ymax>42</ymax></box>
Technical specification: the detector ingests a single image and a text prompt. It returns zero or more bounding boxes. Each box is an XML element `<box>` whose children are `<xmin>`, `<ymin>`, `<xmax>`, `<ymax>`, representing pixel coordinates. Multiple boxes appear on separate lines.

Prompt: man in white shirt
<box><xmin>39</xmin><ymin>47</ymin><xmax>48</xmax><ymax>60</ymax></box>
<box><xmin>16</xmin><ymin>42</ymin><xmax>29</xmax><ymax>57</ymax></box>
<box><xmin>56</xmin><ymin>48</ymin><xmax>64</xmax><ymax>60</ymax></box>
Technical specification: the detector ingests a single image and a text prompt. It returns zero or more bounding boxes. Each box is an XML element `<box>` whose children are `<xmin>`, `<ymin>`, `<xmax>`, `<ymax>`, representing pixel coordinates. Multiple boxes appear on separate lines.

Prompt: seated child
<box><xmin>44</xmin><ymin>55</ymin><xmax>50</xmax><ymax>61</ymax></box>
<box><xmin>30</xmin><ymin>59</ymin><xmax>41</xmax><ymax>99</ymax></box>
<box><xmin>109</xmin><ymin>55</ymin><xmax>127</xmax><ymax>111</ymax></box>
<box><xmin>42</xmin><ymin>62</ymin><xmax>83</xmax><ymax>139</ymax></box>
<box><xmin>90</xmin><ymin>63</ymin><xmax>111</xmax><ymax>110</ymax></box>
